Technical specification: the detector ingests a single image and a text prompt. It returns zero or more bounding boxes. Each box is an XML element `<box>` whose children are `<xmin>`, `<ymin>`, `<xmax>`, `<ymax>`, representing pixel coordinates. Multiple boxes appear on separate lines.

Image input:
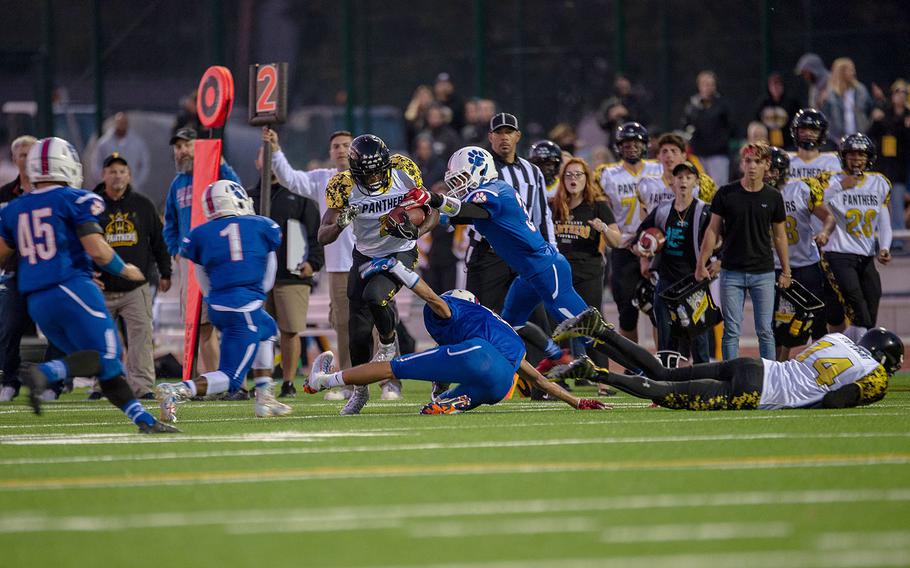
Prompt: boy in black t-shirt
<box><xmin>696</xmin><ymin>142</ymin><xmax>791</xmax><ymax>361</ymax></box>
<box><xmin>637</xmin><ymin>162</ymin><xmax>716</xmax><ymax>363</ymax></box>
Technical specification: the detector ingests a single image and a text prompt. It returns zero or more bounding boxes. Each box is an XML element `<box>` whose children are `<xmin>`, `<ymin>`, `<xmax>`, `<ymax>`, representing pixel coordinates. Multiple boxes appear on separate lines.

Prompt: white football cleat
<box><xmin>380</xmin><ymin>380</ymin><xmax>401</xmax><ymax>400</ymax></box>
<box><xmin>340</xmin><ymin>385</ymin><xmax>369</xmax><ymax>415</ymax></box>
<box><xmin>0</xmin><ymin>385</ymin><xmax>17</xmax><ymax>402</ymax></box>
<box><xmin>156</xmin><ymin>382</ymin><xmax>192</xmax><ymax>423</ymax></box>
<box><xmin>254</xmin><ymin>382</ymin><xmax>293</xmax><ymax>418</ymax></box>
<box><xmin>305</xmin><ymin>351</ymin><xmax>335</xmax><ymax>394</ymax></box>
<box><xmin>372</xmin><ymin>339</ymin><xmax>398</xmax><ymax>363</ymax></box>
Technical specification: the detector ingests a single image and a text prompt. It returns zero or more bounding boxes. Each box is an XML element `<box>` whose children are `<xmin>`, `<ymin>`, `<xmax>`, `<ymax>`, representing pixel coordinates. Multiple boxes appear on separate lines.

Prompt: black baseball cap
<box><xmin>102</xmin><ymin>152</ymin><xmax>129</xmax><ymax>168</ymax></box>
<box><xmin>169</xmin><ymin>127</ymin><xmax>198</xmax><ymax>145</ymax></box>
<box><xmin>490</xmin><ymin>112</ymin><xmax>519</xmax><ymax>132</ymax></box>
<box><xmin>672</xmin><ymin>161</ymin><xmax>699</xmax><ymax>176</ymax></box>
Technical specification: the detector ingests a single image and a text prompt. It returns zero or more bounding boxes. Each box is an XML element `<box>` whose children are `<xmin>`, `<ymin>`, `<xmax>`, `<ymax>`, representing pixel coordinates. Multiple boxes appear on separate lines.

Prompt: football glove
<box><xmin>385</xmin><ymin>211</ymin><xmax>420</xmax><ymax>240</ymax></box>
<box><xmin>399</xmin><ymin>187</ymin><xmax>431</xmax><ymax>209</ymax></box>
<box><xmin>577</xmin><ymin>399</ymin><xmax>609</xmax><ymax>410</ymax></box>
<box><xmin>358</xmin><ymin>257</ymin><xmax>419</xmax><ymax>288</ymax></box>
<box><xmin>336</xmin><ymin>205</ymin><xmax>358</xmax><ymax>229</ymax></box>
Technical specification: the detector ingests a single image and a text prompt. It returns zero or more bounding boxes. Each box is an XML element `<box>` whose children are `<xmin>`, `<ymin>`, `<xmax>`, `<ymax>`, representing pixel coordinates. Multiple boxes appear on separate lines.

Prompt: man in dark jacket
<box><xmin>91</xmin><ymin>153</ymin><xmax>172</xmax><ymax>399</ymax></box>
<box><xmin>249</xmin><ymin>148</ymin><xmax>324</xmax><ymax>398</ymax></box>
<box><xmin>683</xmin><ymin>71</ymin><xmax>734</xmax><ymax>185</ymax></box>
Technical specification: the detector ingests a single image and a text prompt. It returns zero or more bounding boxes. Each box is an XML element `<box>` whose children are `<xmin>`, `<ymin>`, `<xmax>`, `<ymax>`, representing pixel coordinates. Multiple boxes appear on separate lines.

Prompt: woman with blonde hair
<box><xmin>821</xmin><ymin>57</ymin><xmax>874</xmax><ymax>143</ymax></box>
<box><xmin>551</xmin><ymin>158</ymin><xmax>621</xmax><ymax>372</ymax></box>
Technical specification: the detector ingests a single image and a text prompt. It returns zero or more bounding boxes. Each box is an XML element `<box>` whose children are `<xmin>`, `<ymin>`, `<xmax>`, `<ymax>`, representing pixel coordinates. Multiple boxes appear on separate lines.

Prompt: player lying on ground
<box><xmin>156</xmin><ymin>180</ymin><xmax>292</xmax><ymax>422</ymax></box>
<box><xmin>0</xmin><ymin>137</ymin><xmax>176</xmax><ymax>433</ymax></box>
<box><xmin>548</xmin><ymin>307</ymin><xmax>901</xmax><ymax>410</ymax></box>
<box><xmin>304</xmin><ymin>259</ymin><xmax>608</xmax><ymax>414</ymax></box>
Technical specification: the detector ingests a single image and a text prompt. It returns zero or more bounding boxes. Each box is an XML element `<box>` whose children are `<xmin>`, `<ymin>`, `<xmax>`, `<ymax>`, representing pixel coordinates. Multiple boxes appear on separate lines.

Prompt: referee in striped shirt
<box><xmin>465</xmin><ymin>113</ymin><xmax>558</xmax><ymax>367</ymax></box>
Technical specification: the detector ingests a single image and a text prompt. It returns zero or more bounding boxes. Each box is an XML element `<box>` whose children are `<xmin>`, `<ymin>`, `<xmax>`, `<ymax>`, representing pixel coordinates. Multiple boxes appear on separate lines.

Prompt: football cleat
<box><xmin>138</xmin><ymin>420</ymin><xmax>181</xmax><ymax>434</ymax></box>
<box><xmin>304</xmin><ymin>351</ymin><xmax>335</xmax><ymax>394</ymax></box>
<box><xmin>552</xmin><ymin>307</ymin><xmax>611</xmax><ymax>342</ymax></box>
<box><xmin>380</xmin><ymin>380</ymin><xmax>401</xmax><ymax>400</ymax></box>
<box><xmin>420</xmin><ymin>395</ymin><xmax>471</xmax><ymax>415</ymax></box>
<box><xmin>535</xmin><ymin>349</ymin><xmax>574</xmax><ymax>375</ymax></box>
<box><xmin>546</xmin><ymin>356</ymin><xmax>601</xmax><ymax>383</ymax></box>
<box><xmin>278</xmin><ymin>382</ymin><xmax>297</xmax><ymax>399</ymax></box>
<box><xmin>372</xmin><ymin>339</ymin><xmax>398</xmax><ymax>363</ymax></box>
<box><xmin>155</xmin><ymin>382</ymin><xmax>192</xmax><ymax>423</ymax></box>
<box><xmin>340</xmin><ymin>385</ymin><xmax>370</xmax><ymax>415</ymax></box>
<box><xmin>0</xmin><ymin>385</ymin><xmax>17</xmax><ymax>402</ymax></box>
<box><xmin>20</xmin><ymin>363</ymin><xmax>48</xmax><ymax>415</ymax></box>
<box><xmin>255</xmin><ymin>383</ymin><xmax>293</xmax><ymax>418</ymax></box>
<box><xmin>324</xmin><ymin>387</ymin><xmax>352</xmax><ymax>401</ymax></box>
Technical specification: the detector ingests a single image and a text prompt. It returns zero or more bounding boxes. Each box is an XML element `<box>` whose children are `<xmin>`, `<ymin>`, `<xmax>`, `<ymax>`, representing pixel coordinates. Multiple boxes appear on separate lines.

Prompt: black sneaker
<box><xmin>20</xmin><ymin>364</ymin><xmax>48</xmax><ymax>415</ymax></box>
<box><xmin>138</xmin><ymin>420</ymin><xmax>181</xmax><ymax>434</ymax></box>
<box><xmin>223</xmin><ymin>388</ymin><xmax>250</xmax><ymax>401</ymax></box>
<box><xmin>86</xmin><ymin>391</ymin><xmax>104</xmax><ymax>401</ymax></box>
<box><xmin>278</xmin><ymin>382</ymin><xmax>297</xmax><ymax>398</ymax></box>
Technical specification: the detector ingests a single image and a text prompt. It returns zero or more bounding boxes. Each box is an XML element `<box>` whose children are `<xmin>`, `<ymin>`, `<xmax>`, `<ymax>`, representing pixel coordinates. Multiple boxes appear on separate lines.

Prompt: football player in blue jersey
<box><xmin>0</xmin><ymin>137</ymin><xmax>176</xmax><ymax>432</ymax></box>
<box><xmin>304</xmin><ymin>259</ymin><xmax>607</xmax><ymax>413</ymax></box>
<box><xmin>397</xmin><ymin>147</ymin><xmax>597</xmax><ymax>379</ymax></box>
<box><xmin>155</xmin><ymin>180</ymin><xmax>292</xmax><ymax>421</ymax></box>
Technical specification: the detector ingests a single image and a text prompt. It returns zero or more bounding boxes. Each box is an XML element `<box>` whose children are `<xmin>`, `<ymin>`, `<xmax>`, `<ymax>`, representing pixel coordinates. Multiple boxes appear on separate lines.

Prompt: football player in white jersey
<box><xmin>637</xmin><ymin>133</ymin><xmax>717</xmax><ymax>217</ymax></box>
<box><xmin>595</xmin><ymin>122</ymin><xmax>662</xmax><ymax>343</ymax></box>
<box><xmin>788</xmin><ymin>108</ymin><xmax>841</xmax><ymax>179</ymax></box>
<box><xmin>820</xmin><ymin>134</ymin><xmax>893</xmax><ymax>342</ymax></box>
<box><xmin>767</xmin><ymin>147</ymin><xmax>833</xmax><ymax>360</ymax></box>
<box><xmin>528</xmin><ymin>140</ymin><xmax>563</xmax><ymax>200</ymax></box>
<box><xmin>319</xmin><ymin>134</ymin><xmax>437</xmax><ymax>414</ymax></box>
<box><xmin>550</xmin><ymin>308</ymin><xmax>901</xmax><ymax>411</ymax></box>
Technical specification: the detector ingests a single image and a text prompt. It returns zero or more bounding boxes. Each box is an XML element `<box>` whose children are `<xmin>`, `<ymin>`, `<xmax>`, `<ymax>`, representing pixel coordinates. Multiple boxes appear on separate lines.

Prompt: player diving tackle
<box><xmin>305</xmin><ymin>260</ymin><xmax>607</xmax><ymax>414</ymax></box>
<box><xmin>548</xmin><ymin>307</ymin><xmax>901</xmax><ymax>410</ymax></box>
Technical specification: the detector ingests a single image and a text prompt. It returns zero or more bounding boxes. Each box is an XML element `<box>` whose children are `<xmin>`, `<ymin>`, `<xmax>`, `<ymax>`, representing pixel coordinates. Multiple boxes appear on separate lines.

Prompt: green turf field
<box><xmin>2</xmin><ymin>374</ymin><xmax>909</xmax><ymax>568</ymax></box>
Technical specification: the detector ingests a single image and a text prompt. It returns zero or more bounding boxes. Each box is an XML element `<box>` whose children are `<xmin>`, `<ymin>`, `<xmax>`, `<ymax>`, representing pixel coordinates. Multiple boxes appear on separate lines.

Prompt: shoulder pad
<box><xmin>697</xmin><ymin>173</ymin><xmax>717</xmax><ymax>203</ymax></box>
<box><xmin>391</xmin><ymin>154</ymin><xmax>423</xmax><ymax>187</ymax></box>
<box><xmin>325</xmin><ymin>172</ymin><xmax>353</xmax><ymax>209</ymax></box>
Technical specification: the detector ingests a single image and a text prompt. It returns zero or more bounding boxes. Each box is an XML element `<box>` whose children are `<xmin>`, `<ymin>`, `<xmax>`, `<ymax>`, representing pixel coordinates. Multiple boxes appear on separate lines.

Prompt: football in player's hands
<box><xmin>400</xmin><ymin>187</ymin><xmax>432</xmax><ymax>209</ymax></box>
<box><xmin>635</xmin><ymin>227</ymin><xmax>666</xmax><ymax>257</ymax></box>
<box><xmin>577</xmin><ymin>398</ymin><xmax>610</xmax><ymax>410</ymax></box>
<box><xmin>384</xmin><ymin>205</ymin><xmax>427</xmax><ymax>240</ymax></box>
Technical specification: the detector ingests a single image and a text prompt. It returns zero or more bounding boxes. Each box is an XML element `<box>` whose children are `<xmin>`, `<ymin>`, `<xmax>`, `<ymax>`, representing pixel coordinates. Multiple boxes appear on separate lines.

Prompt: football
<box><xmin>388</xmin><ymin>204</ymin><xmax>427</xmax><ymax>227</ymax></box>
<box><xmin>636</xmin><ymin>227</ymin><xmax>666</xmax><ymax>256</ymax></box>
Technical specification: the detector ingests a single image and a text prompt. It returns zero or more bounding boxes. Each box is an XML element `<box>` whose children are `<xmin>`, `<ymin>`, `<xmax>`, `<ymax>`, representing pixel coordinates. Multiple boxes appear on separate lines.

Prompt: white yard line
<box><xmin>2</xmin><ymin>431</ymin><xmax>909</xmax><ymax>464</ymax></box>
<box><xmin>0</xmin><ymin>488</ymin><xmax>908</xmax><ymax>533</ymax></box>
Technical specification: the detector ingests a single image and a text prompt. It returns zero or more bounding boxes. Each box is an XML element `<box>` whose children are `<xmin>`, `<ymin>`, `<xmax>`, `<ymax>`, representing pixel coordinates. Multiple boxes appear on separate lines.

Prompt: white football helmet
<box><xmin>442</xmin><ymin>289</ymin><xmax>479</xmax><ymax>304</ymax></box>
<box><xmin>202</xmin><ymin>180</ymin><xmax>255</xmax><ymax>220</ymax></box>
<box><xmin>444</xmin><ymin>146</ymin><xmax>498</xmax><ymax>200</ymax></box>
<box><xmin>26</xmin><ymin>137</ymin><xmax>83</xmax><ymax>188</ymax></box>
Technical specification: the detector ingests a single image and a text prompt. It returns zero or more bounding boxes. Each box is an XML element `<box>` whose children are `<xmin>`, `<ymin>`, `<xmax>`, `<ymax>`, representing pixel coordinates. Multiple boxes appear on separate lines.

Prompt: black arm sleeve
<box><xmin>149</xmin><ymin>204</ymin><xmax>172</xmax><ymax>278</ymax></box>
<box><xmin>820</xmin><ymin>384</ymin><xmax>862</xmax><ymax>409</ymax></box>
<box><xmin>76</xmin><ymin>221</ymin><xmax>104</xmax><ymax>237</ymax></box>
<box><xmin>303</xmin><ymin>198</ymin><xmax>324</xmax><ymax>273</ymax></box>
<box><xmin>448</xmin><ymin>202</ymin><xmax>491</xmax><ymax>224</ymax></box>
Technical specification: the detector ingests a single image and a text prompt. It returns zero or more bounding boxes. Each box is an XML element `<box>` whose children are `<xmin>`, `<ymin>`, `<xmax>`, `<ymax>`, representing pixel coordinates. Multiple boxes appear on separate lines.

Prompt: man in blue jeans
<box><xmin>696</xmin><ymin>142</ymin><xmax>791</xmax><ymax>360</ymax></box>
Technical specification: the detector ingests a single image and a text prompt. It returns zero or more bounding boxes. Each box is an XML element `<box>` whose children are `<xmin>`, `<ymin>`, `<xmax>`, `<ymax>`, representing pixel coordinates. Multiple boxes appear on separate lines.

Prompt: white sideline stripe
<box><xmin>817</xmin><ymin>531</ymin><xmax>910</xmax><ymax>550</ymax></box>
<box><xmin>380</xmin><ymin>549</ymin><xmax>910</xmax><ymax>568</ymax></box>
<box><xmin>2</xmin><ymin>431</ymin><xmax>909</xmax><ymax>462</ymax></box>
<box><xmin>408</xmin><ymin>516</ymin><xmax>600</xmax><ymax>539</ymax></box>
<box><xmin>0</xmin><ymin>489</ymin><xmax>908</xmax><ymax>534</ymax></box>
<box><xmin>0</xmin><ymin>409</ymin><xmax>906</xmax><ymax>430</ymax></box>
<box><xmin>2</xmin><ymin>456</ymin><xmax>908</xmax><ymax>492</ymax></box>
<box><xmin>600</xmin><ymin>521</ymin><xmax>791</xmax><ymax>543</ymax></box>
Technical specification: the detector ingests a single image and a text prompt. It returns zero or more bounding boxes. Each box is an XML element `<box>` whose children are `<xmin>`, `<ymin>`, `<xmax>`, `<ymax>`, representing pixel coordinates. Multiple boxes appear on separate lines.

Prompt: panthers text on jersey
<box><xmin>325</xmin><ymin>154</ymin><xmax>423</xmax><ymax>258</ymax></box>
<box><xmin>423</xmin><ymin>296</ymin><xmax>526</xmax><ymax>371</ymax></box>
<box><xmin>637</xmin><ymin>172</ymin><xmax>717</xmax><ymax>216</ymax></box>
<box><xmin>180</xmin><ymin>215</ymin><xmax>282</xmax><ymax>311</ymax></box>
<box><xmin>596</xmin><ymin>161</ymin><xmax>663</xmax><ymax>234</ymax></box>
<box><xmin>822</xmin><ymin>172</ymin><xmax>892</xmax><ymax>256</ymax></box>
<box><xmin>0</xmin><ymin>185</ymin><xmax>105</xmax><ymax>294</ymax></box>
<box><xmin>759</xmin><ymin>333</ymin><xmax>887</xmax><ymax>409</ymax></box>
<box><xmin>462</xmin><ymin>180</ymin><xmax>557</xmax><ymax>277</ymax></box>
<box><xmin>787</xmin><ymin>151</ymin><xmax>841</xmax><ymax>180</ymax></box>
<box><xmin>774</xmin><ymin>177</ymin><xmax>825</xmax><ymax>268</ymax></box>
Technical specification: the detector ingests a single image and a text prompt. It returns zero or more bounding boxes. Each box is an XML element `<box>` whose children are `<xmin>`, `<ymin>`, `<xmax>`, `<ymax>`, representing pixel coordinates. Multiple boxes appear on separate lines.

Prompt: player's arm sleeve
<box><xmin>392</xmin><ymin>154</ymin><xmax>423</xmax><ymax>188</ymax></box>
<box><xmin>219</xmin><ymin>162</ymin><xmax>241</xmax><ymax>184</ymax></box>
<box><xmin>447</xmin><ymin>202</ymin><xmax>491</xmax><ymax>223</ymax></box>
<box><xmin>698</xmin><ymin>174</ymin><xmax>717</xmax><ymax>203</ymax></box>
<box><xmin>303</xmin><ymin>198</ymin><xmax>324</xmax><ymax>273</ymax></box>
<box><xmin>821</xmin><ymin>366</ymin><xmax>889</xmax><ymax>408</ymax></box>
<box><xmin>325</xmin><ymin>173</ymin><xmax>352</xmax><ymax>210</ymax></box>
<box><xmin>272</xmin><ymin>150</ymin><xmax>318</xmax><ymax>200</ymax></box>
<box><xmin>149</xmin><ymin>204</ymin><xmax>172</xmax><ymax>278</ymax></box>
<box><xmin>262</xmin><ymin>251</ymin><xmax>278</xmax><ymax>293</ymax></box>
<box><xmin>163</xmin><ymin>184</ymin><xmax>180</xmax><ymax>256</ymax></box>
<box><xmin>879</xmin><ymin>180</ymin><xmax>893</xmax><ymax>251</ymax></box>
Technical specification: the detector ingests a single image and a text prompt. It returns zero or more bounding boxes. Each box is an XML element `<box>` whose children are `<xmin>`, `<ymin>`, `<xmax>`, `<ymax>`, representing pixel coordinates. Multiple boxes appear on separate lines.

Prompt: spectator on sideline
<box><xmin>755</xmin><ymin>73</ymin><xmax>801</xmax><ymax>149</ymax></box>
<box><xmin>683</xmin><ymin>70</ymin><xmax>734</xmax><ymax>185</ymax></box>
<box><xmin>412</xmin><ymin>134</ymin><xmax>446</xmax><ymax>187</ymax></box>
<box><xmin>163</xmin><ymin>127</ymin><xmax>241</xmax><ymax>374</ymax></box>
<box><xmin>821</xmin><ymin>58</ymin><xmax>874</xmax><ymax>144</ymax></box>
<box><xmin>421</xmin><ymin>103</ymin><xmax>462</xmax><ymax>161</ymax></box>
<box><xmin>0</xmin><ymin>135</ymin><xmax>37</xmax><ymax>402</ymax></box>
<box><xmin>265</xmin><ymin>128</ymin><xmax>356</xmax><ymax>400</ymax></box>
<box><xmin>93</xmin><ymin>112</ymin><xmax>151</xmax><ymax>190</ymax></box>
<box><xmin>867</xmin><ymin>80</ymin><xmax>910</xmax><ymax>240</ymax></box>
<box><xmin>92</xmin><ymin>153</ymin><xmax>171</xmax><ymax>399</ymax></box>
<box><xmin>248</xmin><ymin>147</ymin><xmax>324</xmax><ymax>398</ymax></box>
<box><xmin>433</xmin><ymin>72</ymin><xmax>465</xmax><ymax>132</ymax></box>
<box><xmin>696</xmin><ymin>142</ymin><xmax>791</xmax><ymax>361</ymax></box>
<box><xmin>404</xmin><ymin>85</ymin><xmax>434</xmax><ymax>151</ymax></box>
<box><xmin>794</xmin><ymin>53</ymin><xmax>830</xmax><ymax>109</ymax></box>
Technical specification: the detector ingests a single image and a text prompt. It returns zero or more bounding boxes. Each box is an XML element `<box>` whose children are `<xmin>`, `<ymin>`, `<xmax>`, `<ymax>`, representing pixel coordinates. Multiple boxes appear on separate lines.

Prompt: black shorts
<box><xmin>609</xmin><ymin>248</ymin><xmax>643</xmax><ymax>332</ymax></box>
<box><xmin>820</xmin><ymin>251</ymin><xmax>881</xmax><ymax>328</ymax></box>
